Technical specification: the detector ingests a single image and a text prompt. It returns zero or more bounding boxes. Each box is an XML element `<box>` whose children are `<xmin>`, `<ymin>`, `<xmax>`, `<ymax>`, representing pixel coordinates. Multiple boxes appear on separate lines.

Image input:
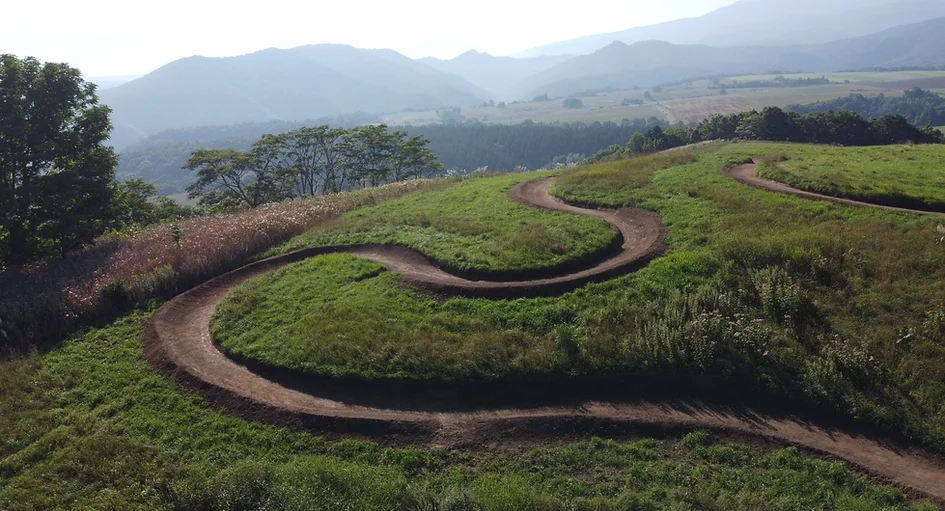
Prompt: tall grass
<box><xmin>0</xmin><ymin>180</ymin><xmax>432</xmax><ymax>355</ymax></box>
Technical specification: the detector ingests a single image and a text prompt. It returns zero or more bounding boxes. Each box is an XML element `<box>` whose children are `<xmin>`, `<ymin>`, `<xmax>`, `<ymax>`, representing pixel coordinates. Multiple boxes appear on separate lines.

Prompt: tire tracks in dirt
<box><xmin>143</xmin><ymin>177</ymin><xmax>945</xmax><ymax>504</ymax></box>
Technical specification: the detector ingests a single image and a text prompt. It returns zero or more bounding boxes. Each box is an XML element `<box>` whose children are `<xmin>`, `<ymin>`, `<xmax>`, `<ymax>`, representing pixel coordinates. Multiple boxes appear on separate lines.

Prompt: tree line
<box><xmin>592</xmin><ymin>106</ymin><xmax>944</xmax><ymax>161</ymax></box>
<box><xmin>788</xmin><ymin>88</ymin><xmax>945</xmax><ymax>127</ymax></box>
<box><xmin>713</xmin><ymin>76</ymin><xmax>832</xmax><ymax>90</ymax></box>
<box><xmin>185</xmin><ymin>125</ymin><xmax>441</xmax><ymax>209</ymax></box>
<box><xmin>119</xmin><ymin>119</ymin><xmax>668</xmax><ymax>194</ymax></box>
<box><xmin>407</xmin><ymin>118</ymin><xmax>666</xmax><ymax>172</ymax></box>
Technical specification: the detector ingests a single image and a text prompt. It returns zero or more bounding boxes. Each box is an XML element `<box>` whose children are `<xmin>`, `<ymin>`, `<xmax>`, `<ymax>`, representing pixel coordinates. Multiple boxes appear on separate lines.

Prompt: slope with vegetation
<box><xmin>3</xmin><ymin>143</ymin><xmax>943</xmax><ymax>508</ymax></box>
<box><xmin>207</xmin><ymin>142</ymin><xmax>945</xmax><ymax>460</ymax></box>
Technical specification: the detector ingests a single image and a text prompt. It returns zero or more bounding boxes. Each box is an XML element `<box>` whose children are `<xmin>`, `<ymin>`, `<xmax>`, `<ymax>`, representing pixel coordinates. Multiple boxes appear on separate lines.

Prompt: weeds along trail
<box><xmin>142</xmin><ymin>176</ymin><xmax>945</xmax><ymax>503</ymax></box>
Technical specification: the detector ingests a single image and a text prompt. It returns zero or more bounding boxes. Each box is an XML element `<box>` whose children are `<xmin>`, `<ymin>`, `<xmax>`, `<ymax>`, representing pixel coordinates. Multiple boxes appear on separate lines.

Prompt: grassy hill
<box><xmin>100</xmin><ymin>45</ymin><xmax>491</xmax><ymax>148</ymax></box>
<box><xmin>2</xmin><ymin>142</ymin><xmax>943</xmax><ymax>508</ymax></box>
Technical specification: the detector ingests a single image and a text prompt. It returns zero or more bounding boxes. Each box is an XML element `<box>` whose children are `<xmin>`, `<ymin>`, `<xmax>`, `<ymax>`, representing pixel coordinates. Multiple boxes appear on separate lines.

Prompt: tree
<box><xmin>0</xmin><ymin>55</ymin><xmax>119</xmax><ymax>264</ymax></box>
<box><xmin>112</xmin><ymin>178</ymin><xmax>196</xmax><ymax>227</ymax></box>
<box><xmin>184</xmin><ymin>149</ymin><xmax>281</xmax><ymax>209</ymax></box>
<box><xmin>391</xmin><ymin>135</ymin><xmax>443</xmax><ymax>181</ymax></box>
<box><xmin>563</xmin><ymin>97</ymin><xmax>584</xmax><ymax>109</ymax></box>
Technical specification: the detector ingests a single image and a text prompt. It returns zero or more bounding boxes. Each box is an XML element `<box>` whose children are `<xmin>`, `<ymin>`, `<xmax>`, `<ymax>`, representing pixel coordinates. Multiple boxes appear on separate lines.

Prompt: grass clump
<box><xmin>550</xmin><ymin>150</ymin><xmax>699</xmax><ymax>207</ymax></box>
<box><xmin>276</xmin><ymin>172</ymin><xmax>617</xmax><ymax>277</ymax></box>
<box><xmin>754</xmin><ymin>144</ymin><xmax>945</xmax><ymax>211</ymax></box>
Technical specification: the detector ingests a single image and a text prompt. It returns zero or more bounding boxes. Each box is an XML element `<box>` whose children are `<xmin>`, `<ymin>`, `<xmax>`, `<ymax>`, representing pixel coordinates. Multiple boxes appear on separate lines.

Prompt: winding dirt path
<box><xmin>724</xmin><ymin>161</ymin><xmax>945</xmax><ymax>217</ymax></box>
<box><xmin>142</xmin><ymin>177</ymin><xmax>945</xmax><ymax>504</ymax></box>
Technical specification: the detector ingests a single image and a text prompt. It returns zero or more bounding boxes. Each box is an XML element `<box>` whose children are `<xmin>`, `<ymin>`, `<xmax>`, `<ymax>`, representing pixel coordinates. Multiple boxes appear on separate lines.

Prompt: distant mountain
<box><xmin>420</xmin><ymin>51</ymin><xmax>573</xmax><ymax>100</ymax></box>
<box><xmin>513</xmin><ymin>0</ymin><xmax>945</xmax><ymax>57</ymax></box>
<box><xmin>522</xmin><ymin>18</ymin><xmax>945</xmax><ymax>99</ymax></box>
<box><xmin>812</xmin><ymin>17</ymin><xmax>945</xmax><ymax>70</ymax></box>
<box><xmin>100</xmin><ymin>45</ymin><xmax>491</xmax><ymax>148</ymax></box>
<box><xmin>88</xmin><ymin>75</ymin><xmax>141</xmax><ymax>90</ymax></box>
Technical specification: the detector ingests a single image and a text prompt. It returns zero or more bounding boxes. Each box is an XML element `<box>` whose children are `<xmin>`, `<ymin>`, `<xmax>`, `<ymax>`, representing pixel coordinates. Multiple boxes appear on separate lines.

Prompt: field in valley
<box><xmin>382</xmin><ymin>71</ymin><xmax>945</xmax><ymax>127</ymax></box>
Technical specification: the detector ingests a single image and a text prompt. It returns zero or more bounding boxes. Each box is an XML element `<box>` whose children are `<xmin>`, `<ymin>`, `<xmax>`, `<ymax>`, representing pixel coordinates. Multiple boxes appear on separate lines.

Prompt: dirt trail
<box><xmin>724</xmin><ymin>162</ymin><xmax>945</xmax><ymax>217</ymax></box>
<box><xmin>143</xmin><ymin>177</ymin><xmax>945</xmax><ymax>503</ymax></box>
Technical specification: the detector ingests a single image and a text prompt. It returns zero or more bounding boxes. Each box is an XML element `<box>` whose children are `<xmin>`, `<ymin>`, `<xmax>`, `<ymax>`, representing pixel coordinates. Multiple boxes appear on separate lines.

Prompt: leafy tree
<box><xmin>184</xmin><ymin>149</ymin><xmax>281</xmax><ymax>209</ymax></box>
<box><xmin>391</xmin><ymin>135</ymin><xmax>443</xmax><ymax>181</ymax></box>
<box><xmin>0</xmin><ymin>55</ymin><xmax>119</xmax><ymax>264</ymax></box>
<box><xmin>185</xmin><ymin>124</ymin><xmax>441</xmax><ymax>207</ymax></box>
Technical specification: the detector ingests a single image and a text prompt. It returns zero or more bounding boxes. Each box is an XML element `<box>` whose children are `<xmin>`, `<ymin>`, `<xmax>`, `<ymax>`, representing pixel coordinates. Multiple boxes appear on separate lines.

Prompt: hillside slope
<box><xmin>100</xmin><ymin>45</ymin><xmax>490</xmax><ymax>148</ymax></box>
<box><xmin>523</xmin><ymin>19</ymin><xmax>945</xmax><ymax>98</ymax></box>
<box><xmin>513</xmin><ymin>0</ymin><xmax>945</xmax><ymax>57</ymax></box>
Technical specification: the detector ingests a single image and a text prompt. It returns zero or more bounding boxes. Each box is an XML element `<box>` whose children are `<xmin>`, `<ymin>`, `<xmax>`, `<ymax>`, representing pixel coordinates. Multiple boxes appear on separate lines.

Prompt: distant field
<box><xmin>730</xmin><ymin>71</ymin><xmax>945</xmax><ymax>84</ymax></box>
<box><xmin>382</xmin><ymin>71</ymin><xmax>945</xmax><ymax>127</ymax></box>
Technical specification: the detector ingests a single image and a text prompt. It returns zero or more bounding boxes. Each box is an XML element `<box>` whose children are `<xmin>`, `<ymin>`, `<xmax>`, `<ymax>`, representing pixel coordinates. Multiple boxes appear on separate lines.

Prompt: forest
<box><xmin>591</xmin><ymin>106</ymin><xmax>944</xmax><ymax>160</ymax></box>
<box><xmin>788</xmin><ymin>87</ymin><xmax>945</xmax><ymax>126</ymax></box>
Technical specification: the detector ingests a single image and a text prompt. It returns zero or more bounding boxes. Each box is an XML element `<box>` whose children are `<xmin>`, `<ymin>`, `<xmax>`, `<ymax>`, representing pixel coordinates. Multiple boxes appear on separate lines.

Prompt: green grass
<box><xmin>214</xmin><ymin>142</ymin><xmax>945</xmax><ymax>453</ymax></box>
<box><xmin>0</xmin><ymin>323</ymin><xmax>934</xmax><ymax>509</ymax></box>
<box><xmin>754</xmin><ymin>144</ymin><xmax>945</xmax><ymax>211</ymax></box>
<box><xmin>275</xmin><ymin>172</ymin><xmax>616</xmax><ymax>277</ymax></box>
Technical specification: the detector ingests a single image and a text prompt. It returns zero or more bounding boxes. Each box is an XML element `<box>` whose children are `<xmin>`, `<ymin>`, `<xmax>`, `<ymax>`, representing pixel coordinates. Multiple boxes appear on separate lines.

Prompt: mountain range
<box><xmin>517</xmin><ymin>18</ymin><xmax>945</xmax><ymax>99</ymax></box>
<box><xmin>100</xmin><ymin>45</ymin><xmax>492</xmax><ymax>148</ymax></box>
<box><xmin>513</xmin><ymin>0</ymin><xmax>945</xmax><ymax>57</ymax></box>
<box><xmin>99</xmin><ymin>0</ymin><xmax>945</xmax><ymax>148</ymax></box>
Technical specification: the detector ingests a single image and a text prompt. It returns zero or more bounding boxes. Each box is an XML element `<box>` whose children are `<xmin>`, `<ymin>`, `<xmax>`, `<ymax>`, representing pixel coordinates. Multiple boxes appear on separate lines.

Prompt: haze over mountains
<box><xmin>419</xmin><ymin>52</ymin><xmax>573</xmax><ymax>102</ymax></box>
<box><xmin>518</xmin><ymin>18</ymin><xmax>945</xmax><ymax>99</ymax></box>
<box><xmin>98</xmin><ymin>0</ymin><xmax>945</xmax><ymax>148</ymax></box>
<box><xmin>100</xmin><ymin>45</ymin><xmax>492</xmax><ymax>147</ymax></box>
<box><xmin>513</xmin><ymin>0</ymin><xmax>945</xmax><ymax>57</ymax></box>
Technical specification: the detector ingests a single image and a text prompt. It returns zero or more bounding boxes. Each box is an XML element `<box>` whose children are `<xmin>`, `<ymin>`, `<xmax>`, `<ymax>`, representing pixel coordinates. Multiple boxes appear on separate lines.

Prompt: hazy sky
<box><xmin>4</xmin><ymin>0</ymin><xmax>737</xmax><ymax>77</ymax></box>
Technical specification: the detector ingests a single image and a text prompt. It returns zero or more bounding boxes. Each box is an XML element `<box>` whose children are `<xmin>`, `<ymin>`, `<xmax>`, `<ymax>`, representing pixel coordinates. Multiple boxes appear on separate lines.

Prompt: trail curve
<box><xmin>723</xmin><ymin>161</ymin><xmax>945</xmax><ymax>217</ymax></box>
<box><xmin>142</xmin><ymin>177</ymin><xmax>945</xmax><ymax>503</ymax></box>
